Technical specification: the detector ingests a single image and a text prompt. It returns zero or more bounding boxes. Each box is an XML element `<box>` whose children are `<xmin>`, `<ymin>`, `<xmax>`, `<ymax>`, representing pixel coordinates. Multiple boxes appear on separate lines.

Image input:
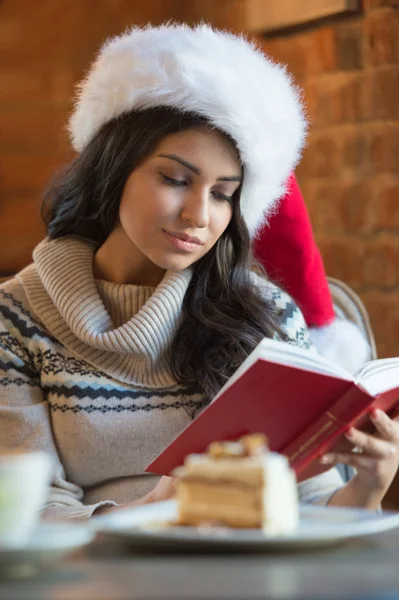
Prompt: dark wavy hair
<box><xmin>42</xmin><ymin>107</ymin><xmax>288</xmax><ymax>400</ymax></box>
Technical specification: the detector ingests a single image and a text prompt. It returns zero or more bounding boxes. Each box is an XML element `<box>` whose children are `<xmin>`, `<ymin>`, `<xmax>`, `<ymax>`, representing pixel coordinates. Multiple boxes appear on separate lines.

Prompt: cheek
<box><xmin>211</xmin><ymin>204</ymin><xmax>233</xmax><ymax>237</ymax></box>
<box><xmin>119</xmin><ymin>197</ymin><xmax>141</xmax><ymax>235</ymax></box>
<box><xmin>120</xmin><ymin>181</ymin><xmax>175</xmax><ymax>229</ymax></box>
<box><xmin>119</xmin><ymin>190</ymin><xmax>156</xmax><ymax>235</ymax></box>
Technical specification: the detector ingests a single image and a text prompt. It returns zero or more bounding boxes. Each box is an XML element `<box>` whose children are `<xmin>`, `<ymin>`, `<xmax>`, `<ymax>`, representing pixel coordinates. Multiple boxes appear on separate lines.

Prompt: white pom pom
<box><xmin>309</xmin><ymin>319</ymin><xmax>371</xmax><ymax>375</ymax></box>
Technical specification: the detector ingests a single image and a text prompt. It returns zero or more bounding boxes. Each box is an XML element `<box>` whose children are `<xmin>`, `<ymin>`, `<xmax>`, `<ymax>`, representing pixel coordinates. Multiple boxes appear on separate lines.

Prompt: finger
<box><xmin>370</xmin><ymin>409</ymin><xmax>399</xmax><ymax>443</ymax></box>
<box><xmin>344</xmin><ymin>427</ymin><xmax>397</xmax><ymax>459</ymax></box>
<box><xmin>333</xmin><ymin>436</ymin><xmax>355</xmax><ymax>454</ymax></box>
<box><xmin>319</xmin><ymin>451</ymin><xmax>378</xmax><ymax>473</ymax></box>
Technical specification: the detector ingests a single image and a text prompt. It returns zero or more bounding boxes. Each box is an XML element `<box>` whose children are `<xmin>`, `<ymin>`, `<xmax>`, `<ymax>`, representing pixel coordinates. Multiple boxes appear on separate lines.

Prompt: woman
<box><xmin>1</xmin><ymin>24</ymin><xmax>397</xmax><ymax>519</ymax></box>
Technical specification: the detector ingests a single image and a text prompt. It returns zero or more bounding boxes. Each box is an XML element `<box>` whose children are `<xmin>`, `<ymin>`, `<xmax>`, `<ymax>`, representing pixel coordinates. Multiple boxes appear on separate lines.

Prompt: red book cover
<box><xmin>145</xmin><ymin>353</ymin><xmax>399</xmax><ymax>480</ymax></box>
<box><xmin>287</xmin><ymin>383</ymin><xmax>399</xmax><ymax>480</ymax></box>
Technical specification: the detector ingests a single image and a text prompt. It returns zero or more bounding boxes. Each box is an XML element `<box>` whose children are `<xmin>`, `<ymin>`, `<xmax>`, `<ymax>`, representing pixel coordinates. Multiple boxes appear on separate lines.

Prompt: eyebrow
<box><xmin>157</xmin><ymin>154</ymin><xmax>242</xmax><ymax>182</ymax></box>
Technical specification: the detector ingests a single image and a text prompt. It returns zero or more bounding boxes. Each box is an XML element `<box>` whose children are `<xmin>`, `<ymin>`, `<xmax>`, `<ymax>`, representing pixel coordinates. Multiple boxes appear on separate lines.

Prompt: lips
<box><xmin>165</xmin><ymin>231</ymin><xmax>204</xmax><ymax>245</ymax></box>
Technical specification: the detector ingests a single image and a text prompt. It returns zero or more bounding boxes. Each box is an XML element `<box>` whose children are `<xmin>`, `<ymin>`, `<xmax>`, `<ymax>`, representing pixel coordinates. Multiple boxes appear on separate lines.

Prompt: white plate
<box><xmin>93</xmin><ymin>500</ymin><xmax>399</xmax><ymax>550</ymax></box>
<box><xmin>0</xmin><ymin>522</ymin><xmax>94</xmax><ymax>577</ymax></box>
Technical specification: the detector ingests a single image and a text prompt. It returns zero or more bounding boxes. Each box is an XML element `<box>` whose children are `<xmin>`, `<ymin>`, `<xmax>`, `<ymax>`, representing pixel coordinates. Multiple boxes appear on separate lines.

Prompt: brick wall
<box><xmin>3</xmin><ymin>0</ymin><xmax>399</xmax><ymax>361</ymax></box>
<box><xmin>261</xmin><ymin>1</ymin><xmax>399</xmax><ymax>359</ymax></box>
<box><xmin>0</xmin><ymin>0</ymin><xmax>177</xmax><ymax>274</ymax></box>
<box><xmin>1</xmin><ymin>0</ymin><xmax>399</xmax><ymax>358</ymax></box>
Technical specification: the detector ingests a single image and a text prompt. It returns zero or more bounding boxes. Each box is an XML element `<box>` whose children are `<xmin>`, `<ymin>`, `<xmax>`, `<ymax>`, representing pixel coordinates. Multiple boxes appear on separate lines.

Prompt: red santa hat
<box><xmin>254</xmin><ymin>174</ymin><xmax>371</xmax><ymax>373</ymax></box>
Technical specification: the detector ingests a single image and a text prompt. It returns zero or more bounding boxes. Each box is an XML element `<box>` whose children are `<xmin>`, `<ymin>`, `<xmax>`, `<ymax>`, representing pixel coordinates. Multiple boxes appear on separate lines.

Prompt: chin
<box><xmin>160</xmin><ymin>260</ymin><xmax>193</xmax><ymax>272</ymax></box>
<box><xmin>153</xmin><ymin>254</ymin><xmax>197</xmax><ymax>272</ymax></box>
<box><xmin>149</xmin><ymin>245</ymin><xmax>206</xmax><ymax>272</ymax></box>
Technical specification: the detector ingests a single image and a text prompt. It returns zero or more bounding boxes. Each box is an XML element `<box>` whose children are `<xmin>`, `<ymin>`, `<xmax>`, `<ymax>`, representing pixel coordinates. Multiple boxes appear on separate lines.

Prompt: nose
<box><xmin>180</xmin><ymin>188</ymin><xmax>210</xmax><ymax>228</ymax></box>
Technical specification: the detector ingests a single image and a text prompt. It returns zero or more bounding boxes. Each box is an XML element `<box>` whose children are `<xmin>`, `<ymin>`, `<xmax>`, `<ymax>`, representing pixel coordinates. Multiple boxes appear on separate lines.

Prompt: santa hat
<box><xmin>68</xmin><ymin>23</ymin><xmax>306</xmax><ymax>238</ymax></box>
<box><xmin>254</xmin><ymin>174</ymin><xmax>372</xmax><ymax>373</ymax></box>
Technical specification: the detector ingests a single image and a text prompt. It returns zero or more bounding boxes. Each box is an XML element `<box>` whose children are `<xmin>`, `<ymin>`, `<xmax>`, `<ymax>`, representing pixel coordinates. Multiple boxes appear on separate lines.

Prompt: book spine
<box><xmin>284</xmin><ymin>385</ymin><xmax>374</xmax><ymax>475</ymax></box>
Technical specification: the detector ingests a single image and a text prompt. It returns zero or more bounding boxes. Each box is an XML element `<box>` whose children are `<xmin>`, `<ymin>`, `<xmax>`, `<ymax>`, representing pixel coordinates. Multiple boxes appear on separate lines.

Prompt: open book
<box><xmin>145</xmin><ymin>337</ymin><xmax>399</xmax><ymax>481</ymax></box>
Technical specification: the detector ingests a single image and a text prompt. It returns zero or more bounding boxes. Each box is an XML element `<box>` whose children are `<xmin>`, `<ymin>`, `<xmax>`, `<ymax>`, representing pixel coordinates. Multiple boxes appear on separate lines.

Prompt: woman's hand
<box><xmin>139</xmin><ymin>476</ymin><xmax>177</xmax><ymax>504</ymax></box>
<box><xmin>320</xmin><ymin>409</ymin><xmax>399</xmax><ymax>509</ymax></box>
<box><xmin>94</xmin><ymin>476</ymin><xmax>177</xmax><ymax>515</ymax></box>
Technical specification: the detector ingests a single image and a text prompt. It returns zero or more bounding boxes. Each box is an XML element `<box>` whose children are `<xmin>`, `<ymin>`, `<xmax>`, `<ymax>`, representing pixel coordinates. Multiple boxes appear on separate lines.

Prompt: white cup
<box><xmin>0</xmin><ymin>451</ymin><xmax>52</xmax><ymax>548</ymax></box>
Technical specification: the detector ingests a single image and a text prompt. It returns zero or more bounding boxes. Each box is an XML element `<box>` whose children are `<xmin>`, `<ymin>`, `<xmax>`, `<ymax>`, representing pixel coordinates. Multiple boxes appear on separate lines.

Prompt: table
<box><xmin>1</xmin><ymin>529</ymin><xmax>399</xmax><ymax>600</ymax></box>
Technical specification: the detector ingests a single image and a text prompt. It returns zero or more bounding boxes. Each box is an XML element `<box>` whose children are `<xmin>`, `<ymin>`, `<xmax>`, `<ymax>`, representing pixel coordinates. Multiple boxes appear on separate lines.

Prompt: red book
<box><xmin>145</xmin><ymin>338</ymin><xmax>399</xmax><ymax>481</ymax></box>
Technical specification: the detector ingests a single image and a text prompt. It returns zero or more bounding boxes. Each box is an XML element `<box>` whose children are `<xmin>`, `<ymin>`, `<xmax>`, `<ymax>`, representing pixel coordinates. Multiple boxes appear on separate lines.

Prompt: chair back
<box><xmin>327</xmin><ymin>277</ymin><xmax>378</xmax><ymax>484</ymax></box>
<box><xmin>327</xmin><ymin>276</ymin><xmax>377</xmax><ymax>361</ymax></box>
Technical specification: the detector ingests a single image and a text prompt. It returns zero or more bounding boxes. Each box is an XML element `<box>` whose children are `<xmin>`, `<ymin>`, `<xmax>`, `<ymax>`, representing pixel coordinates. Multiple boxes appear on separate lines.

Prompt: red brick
<box><xmin>337</xmin><ymin>180</ymin><xmax>375</xmax><ymax>233</ymax></box>
<box><xmin>308</xmin><ymin>27</ymin><xmax>337</xmax><ymax>74</ymax></box>
<box><xmin>362</xmin><ymin>235</ymin><xmax>399</xmax><ymax>286</ymax></box>
<box><xmin>341</xmin><ymin>128</ymin><xmax>369</xmax><ymax>172</ymax></box>
<box><xmin>363</xmin><ymin>68</ymin><xmax>399</xmax><ymax>120</ymax></box>
<box><xmin>304</xmin><ymin>74</ymin><xmax>371</xmax><ymax>128</ymax></box>
<box><xmin>364</xmin><ymin>10</ymin><xmax>399</xmax><ymax>65</ymax></box>
<box><xmin>374</xmin><ymin>181</ymin><xmax>399</xmax><ymax>230</ymax></box>
<box><xmin>264</xmin><ymin>26</ymin><xmax>336</xmax><ymax>79</ymax></box>
<box><xmin>262</xmin><ymin>38</ymin><xmax>309</xmax><ymax>80</ymax></box>
<box><xmin>317</xmin><ymin>237</ymin><xmax>365</xmax><ymax>290</ymax></box>
<box><xmin>300</xmin><ymin>127</ymin><xmax>368</xmax><ymax>178</ymax></box>
<box><xmin>341</xmin><ymin>183</ymin><xmax>375</xmax><ymax>233</ymax></box>
<box><xmin>369</xmin><ymin>125</ymin><xmax>399</xmax><ymax>173</ymax></box>
<box><xmin>306</xmin><ymin>179</ymin><xmax>374</xmax><ymax>235</ymax></box>
<box><xmin>300</xmin><ymin>132</ymin><xmax>341</xmax><ymax>178</ymax></box>
<box><xmin>362</xmin><ymin>291</ymin><xmax>399</xmax><ymax>354</ymax></box>
<box><xmin>302</xmin><ymin>80</ymin><xmax>322</xmax><ymax>125</ymax></box>
<box><xmin>333</xmin><ymin>74</ymin><xmax>373</xmax><ymax>122</ymax></box>
<box><xmin>307</xmin><ymin>183</ymin><xmax>345</xmax><ymax>234</ymax></box>
<box><xmin>335</xmin><ymin>21</ymin><xmax>364</xmax><ymax>70</ymax></box>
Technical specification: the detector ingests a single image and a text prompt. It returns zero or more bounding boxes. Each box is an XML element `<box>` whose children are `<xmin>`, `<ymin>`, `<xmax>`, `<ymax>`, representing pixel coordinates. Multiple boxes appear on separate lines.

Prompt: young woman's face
<box><xmin>117</xmin><ymin>127</ymin><xmax>242</xmax><ymax>274</ymax></box>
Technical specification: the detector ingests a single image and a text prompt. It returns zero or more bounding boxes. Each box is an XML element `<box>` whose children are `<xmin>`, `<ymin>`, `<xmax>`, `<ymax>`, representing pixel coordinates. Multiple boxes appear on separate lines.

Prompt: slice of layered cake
<box><xmin>174</xmin><ymin>434</ymin><xmax>299</xmax><ymax>534</ymax></box>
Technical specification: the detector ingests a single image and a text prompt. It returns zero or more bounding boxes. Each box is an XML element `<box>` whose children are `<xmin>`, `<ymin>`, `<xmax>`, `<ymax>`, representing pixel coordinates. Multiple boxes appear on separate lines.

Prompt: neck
<box><xmin>93</xmin><ymin>226</ymin><xmax>166</xmax><ymax>286</ymax></box>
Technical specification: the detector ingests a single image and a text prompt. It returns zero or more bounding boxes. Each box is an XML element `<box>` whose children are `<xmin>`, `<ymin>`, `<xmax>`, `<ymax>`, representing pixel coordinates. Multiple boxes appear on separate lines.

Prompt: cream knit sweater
<box><xmin>0</xmin><ymin>237</ymin><xmax>343</xmax><ymax>520</ymax></box>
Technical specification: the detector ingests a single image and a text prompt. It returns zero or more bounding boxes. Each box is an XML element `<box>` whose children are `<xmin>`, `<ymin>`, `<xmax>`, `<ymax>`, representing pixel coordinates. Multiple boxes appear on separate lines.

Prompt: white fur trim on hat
<box><xmin>309</xmin><ymin>319</ymin><xmax>371</xmax><ymax>375</ymax></box>
<box><xmin>68</xmin><ymin>23</ymin><xmax>307</xmax><ymax>237</ymax></box>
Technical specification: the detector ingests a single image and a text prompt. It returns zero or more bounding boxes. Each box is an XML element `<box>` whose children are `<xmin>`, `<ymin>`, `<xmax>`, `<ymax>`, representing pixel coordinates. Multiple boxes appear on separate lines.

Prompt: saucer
<box><xmin>0</xmin><ymin>522</ymin><xmax>94</xmax><ymax>578</ymax></box>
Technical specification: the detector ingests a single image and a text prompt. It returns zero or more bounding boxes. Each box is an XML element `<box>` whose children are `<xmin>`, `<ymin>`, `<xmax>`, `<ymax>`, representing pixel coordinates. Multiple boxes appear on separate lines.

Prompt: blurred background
<box><xmin>1</xmin><ymin>0</ymin><xmax>399</xmax><ymax>361</ymax></box>
<box><xmin>1</xmin><ymin>0</ymin><xmax>399</xmax><ymax>507</ymax></box>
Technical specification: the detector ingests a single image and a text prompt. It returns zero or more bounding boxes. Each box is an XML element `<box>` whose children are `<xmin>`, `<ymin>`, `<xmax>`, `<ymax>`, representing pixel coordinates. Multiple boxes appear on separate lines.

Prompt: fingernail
<box><xmin>319</xmin><ymin>455</ymin><xmax>333</xmax><ymax>464</ymax></box>
<box><xmin>371</xmin><ymin>409</ymin><xmax>380</xmax><ymax>420</ymax></box>
<box><xmin>345</xmin><ymin>428</ymin><xmax>355</xmax><ymax>439</ymax></box>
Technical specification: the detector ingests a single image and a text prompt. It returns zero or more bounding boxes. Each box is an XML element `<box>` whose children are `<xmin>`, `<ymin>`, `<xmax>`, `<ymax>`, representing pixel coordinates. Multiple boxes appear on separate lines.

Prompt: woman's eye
<box><xmin>212</xmin><ymin>191</ymin><xmax>233</xmax><ymax>203</ymax></box>
<box><xmin>161</xmin><ymin>174</ymin><xmax>187</xmax><ymax>187</ymax></box>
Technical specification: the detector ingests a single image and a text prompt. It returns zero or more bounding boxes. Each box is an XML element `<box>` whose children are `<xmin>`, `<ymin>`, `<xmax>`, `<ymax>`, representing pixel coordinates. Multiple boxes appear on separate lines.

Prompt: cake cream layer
<box><xmin>175</xmin><ymin>451</ymin><xmax>299</xmax><ymax>533</ymax></box>
<box><xmin>263</xmin><ymin>457</ymin><xmax>299</xmax><ymax>533</ymax></box>
<box><xmin>174</xmin><ymin>452</ymin><xmax>290</xmax><ymax>485</ymax></box>
<box><xmin>177</xmin><ymin>481</ymin><xmax>263</xmax><ymax>528</ymax></box>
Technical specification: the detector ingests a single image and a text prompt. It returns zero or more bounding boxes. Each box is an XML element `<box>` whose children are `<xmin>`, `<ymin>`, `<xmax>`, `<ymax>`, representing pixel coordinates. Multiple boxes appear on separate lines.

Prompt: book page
<box><xmin>356</xmin><ymin>358</ymin><xmax>399</xmax><ymax>395</ymax></box>
<box><xmin>258</xmin><ymin>338</ymin><xmax>352</xmax><ymax>378</ymax></box>
<box><xmin>211</xmin><ymin>336</ymin><xmax>352</xmax><ymax>403</ymax></box>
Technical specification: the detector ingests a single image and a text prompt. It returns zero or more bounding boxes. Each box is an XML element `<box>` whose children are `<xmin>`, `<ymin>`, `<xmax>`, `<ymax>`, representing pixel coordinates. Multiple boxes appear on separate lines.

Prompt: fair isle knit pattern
<box><xmin>0</xmin><ymin>237</ymin><xmax>343</xmax><ymax>520</ymax></box>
